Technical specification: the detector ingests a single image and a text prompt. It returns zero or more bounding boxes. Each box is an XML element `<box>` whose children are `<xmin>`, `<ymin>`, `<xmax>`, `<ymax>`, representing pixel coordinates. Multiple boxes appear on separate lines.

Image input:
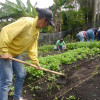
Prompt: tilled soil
<box><xmin>9</xmin><ymin>55</ymin><xmax>100</xmax><ymax>100</ymax></box>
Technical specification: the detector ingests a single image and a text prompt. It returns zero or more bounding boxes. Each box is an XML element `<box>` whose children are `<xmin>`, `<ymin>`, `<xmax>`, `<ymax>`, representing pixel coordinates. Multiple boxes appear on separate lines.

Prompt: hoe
<box><xmin>9</xmin><ymin>57</ymin><xmax>65</xmax><ymax>76</ymax></box>
<box><xmin>8</xmin><ymin>57</ymin><xmax>67</xmax><ymax>84</ymax></box>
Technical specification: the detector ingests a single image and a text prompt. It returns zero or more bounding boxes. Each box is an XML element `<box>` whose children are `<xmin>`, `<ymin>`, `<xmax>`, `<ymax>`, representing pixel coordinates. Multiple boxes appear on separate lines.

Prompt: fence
<box><xmin>38</xmin><ymin>29</ymin><xmax>72</xmax><ymax>46</ymax></box>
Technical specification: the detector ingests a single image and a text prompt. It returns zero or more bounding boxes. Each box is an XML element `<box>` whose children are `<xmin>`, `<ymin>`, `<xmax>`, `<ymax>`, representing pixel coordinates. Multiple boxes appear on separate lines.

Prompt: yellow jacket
<box><xmin>0</xmin><ymin>16</ymin><xmax>40</xmax><ymax>65</ymax></box>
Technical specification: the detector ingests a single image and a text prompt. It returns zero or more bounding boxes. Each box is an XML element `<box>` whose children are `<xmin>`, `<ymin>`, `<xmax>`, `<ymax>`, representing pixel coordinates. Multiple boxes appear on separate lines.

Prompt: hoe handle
<box><xmin>9</xmin><ymin>57</ymin><xmax>65</xmax><ymax>76</ymax></box>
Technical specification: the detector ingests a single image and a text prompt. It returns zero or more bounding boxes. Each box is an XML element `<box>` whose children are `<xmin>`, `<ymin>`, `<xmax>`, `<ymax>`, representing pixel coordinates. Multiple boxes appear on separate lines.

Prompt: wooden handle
<box><xmin>9</xmin><ymin>57</ymin><xmax>65</xmax><ymax>76</ymax></box>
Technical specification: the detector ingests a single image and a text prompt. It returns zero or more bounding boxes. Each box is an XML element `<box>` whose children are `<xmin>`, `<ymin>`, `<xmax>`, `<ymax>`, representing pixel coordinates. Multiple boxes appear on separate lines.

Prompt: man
<box><xmin>76</xmin><ymin>31</ymin><xmax>86</xmax><ymax>42</ymax></box>
<box><xmin>0</xmin><ymin>8</ymin><xmax>54</xmax><ymax>100</ymax></box>
<box><xmin>97</xmin><ymin>29</ymin><xmax>100</xmax><ymax>41</ymax></box>
<box><xmin>54</xmin><ymin>38</ymin><xmax>66</xmax><ymax>51</ymax></box>
<box><xmin>86</xmin><ymin>28</ymin><xmax>98</xmax><ymax>42</ymax></box>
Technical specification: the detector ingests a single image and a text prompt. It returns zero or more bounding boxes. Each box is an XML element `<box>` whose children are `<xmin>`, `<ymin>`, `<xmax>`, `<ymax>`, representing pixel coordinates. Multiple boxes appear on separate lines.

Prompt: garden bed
<box><xmin>8</xmin><ymin>54</ymin><xmax>100</xmax><ymax>100</ymax></box>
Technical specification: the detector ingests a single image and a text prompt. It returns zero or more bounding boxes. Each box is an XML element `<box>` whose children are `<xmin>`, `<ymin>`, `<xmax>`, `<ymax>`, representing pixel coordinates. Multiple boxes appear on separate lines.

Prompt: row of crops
<box><xmin>9</xmin><ymin>41</ymin><xmax>100</xmax><ymax>99</ymax></box>
<box><xmin>25</xmin><ymin>41</ymin><xmax>100</xmax><ymax>80</ymax></box>
<box><xmin>38</xmin><ymin>41</ymin><xmax>100</xmax><ymax>53</ymax></box>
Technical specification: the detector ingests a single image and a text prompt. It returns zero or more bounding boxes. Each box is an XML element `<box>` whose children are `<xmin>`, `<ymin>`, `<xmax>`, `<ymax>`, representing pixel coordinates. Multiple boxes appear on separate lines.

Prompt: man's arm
<box><xmin>64</xmin><ymin>44</ymin><xmax>66</xmax><ymax>49</ymax></box>
<box><xmin>0</xmin><ymin>18</ymin><xmax>30</xmax><ymax>56</ymax></box>
<box><xmin>57</xmin><ymin>44</ymin><xmax>60</xmax><ymax>51</ymax></box>
<box><xmin>27</xmin><ymin>34</ymin><xmax>41</xmax><ymax>70</ymax></box>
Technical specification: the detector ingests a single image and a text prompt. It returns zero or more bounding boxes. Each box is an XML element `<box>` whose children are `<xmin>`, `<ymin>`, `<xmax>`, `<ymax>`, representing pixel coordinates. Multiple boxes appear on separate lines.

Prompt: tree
<box><xmin>97</xmin><ymin>0</ymin><xmax>100</xmax><ymax>22</ymax></box>
<box><xmin>57</xmin><ymin>0</ymin><xmax>66</xmax><ymax>32</ymax></box>
<box><xmin>53</xmin><ymin>0</ymin><xmax>58</xmax><ymax>32</ymax></box>
<box><xmin>0</xmin><ymin>0</ymin><xmax>37</xmax><ymax>20</ymax></box>
<box><xmin>77</xmin><ymin>0</ymin><xmax>97</xmax><ymax>27</ymax></box>
<box><xmin>66</xmin><ymin>9</ymin><xmax>85</xmax><ymax>40</ymax></box>
<box><xmin>91</xmin><ymin>0</ymin><xmax>96</xmax><ymax>27</ymax></box>
<box><xmin>52</xmin><ymin>0</ymin><xmax>66</xmax><ymax>32</ymax></box>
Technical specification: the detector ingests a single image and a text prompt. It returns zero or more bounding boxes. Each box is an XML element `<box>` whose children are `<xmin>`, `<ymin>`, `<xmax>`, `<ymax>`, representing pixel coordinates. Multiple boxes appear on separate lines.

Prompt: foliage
<box><xmin>57</xmin><ymin>0</ymin><xmax>66</xmax><ymax>8</ymax></box>
<box><xmin>38</xmin><ymin>45</ymin><xmax>54</xmax><ymax>53</ymax></box>
<box><xmin>0</xmin><ymin>0</ymin><xmax>37</xmax><ymax>20</ymax></box>
<box><xmin>66</xmin><ymin>9</ymin><xmax>85</xmax><ymax>29</ymax></box>
<box><xmin>9</xmin><ymin>41</ymin><xmax>100</xmax><ymax>97</ymax></box>
<box><xmin>38</xmin><ymin>41</ymin><xmax>100</xmax><ymax>54</ymax></box>
<box><xmin>64</xmin><ymin>35</ymin><xmax>72</xmax><ymax>42</ymax></box>
<box><xmin>9</xmin><ymin>85</ymin><xmax>15</xmax><ymax>96</ymax></box>
<box><xmin>61</xmin><ymin>11</ymin><xmax>68</xmax><ymax>31</ymax></box>
<box><xmin>40</xmin><ymin>25</ymin><xmax>54</xmax><ymax>33</ymax></box>
<box><xmin>61</xmin><ymin>9</ymin><xmax>85</xmax><ymax>34</ymax></box>
<box><xmin>67</xmin><ymin>95</ymin><xmax>76</xmax><ymax>100</ymax></box>
<box><xmin>25</xmin><ymin>41</ymin><xmax>100</xmax><ymax>79</ymax></box>
<box><xmin>64</xmin><ymin>0</ymin><xmax>74</xmax><ymax>9</ymax></box>
<box><xmin>80</xmin><ymin>7</ymin><xmax>90</xmax><ymax>17</ymax></box>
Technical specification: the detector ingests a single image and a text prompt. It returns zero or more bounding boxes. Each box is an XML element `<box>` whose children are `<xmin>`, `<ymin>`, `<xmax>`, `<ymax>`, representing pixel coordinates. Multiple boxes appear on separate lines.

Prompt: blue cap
<box><xmin>36</xmin><ymin>8</ymin><xmax>55</xmax><ymax>26</ymax></box>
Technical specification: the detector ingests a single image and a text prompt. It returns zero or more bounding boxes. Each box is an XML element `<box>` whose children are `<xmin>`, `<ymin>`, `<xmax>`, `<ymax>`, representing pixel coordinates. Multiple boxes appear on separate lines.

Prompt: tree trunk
<box><xmin>77</xmin><ymin>0</ymin><xmax>97</xmax><ymax>28</ymax></box>
<box><xmin>97</xmin><ymin>0</ymin><xmax>100</xmax><ymax>21</ymax></box>
<box><xmin>58</xmin><ymin>7</ymin><xmax>62</xmax><ymax>32</ymax></box>
<box><xmin>91</xmin><ymin>0</ymin><xmax>96</xmax><ymax>27</ymax></box>
<box><xmin>54</xmin><ymin>0</ymin><xmax>58</xmax><ymax>32</ymax></box>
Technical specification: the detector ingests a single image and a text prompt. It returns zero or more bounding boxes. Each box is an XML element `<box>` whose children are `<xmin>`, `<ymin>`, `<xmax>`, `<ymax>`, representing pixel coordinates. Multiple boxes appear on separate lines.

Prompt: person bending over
<box><xmin>0</xmin><ymin>8</ymin><xmax>54</xmax><ymax>100</ymax></box>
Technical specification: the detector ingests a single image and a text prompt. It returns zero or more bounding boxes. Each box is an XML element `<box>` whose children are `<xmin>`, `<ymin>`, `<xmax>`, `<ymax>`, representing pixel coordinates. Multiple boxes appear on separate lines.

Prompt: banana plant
<box><xmin>0</xmin><ymin>0</ymin><xmax>37</xmax><ymax>20</ymax></box>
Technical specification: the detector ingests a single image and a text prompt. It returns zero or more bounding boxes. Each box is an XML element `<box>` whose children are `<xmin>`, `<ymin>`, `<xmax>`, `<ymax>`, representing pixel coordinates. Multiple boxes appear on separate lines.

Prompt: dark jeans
<box><xmin>57</xmin><ymin>46</ymin><xmax>63</xmax><ymax>51</ymax></box>
<box><xmin>97</xmin><ymin>30</ymin><xmax>100</xmax><ymax>41</ymax></box>
<box><xmin>86</xmin><ymin>30</ymin><xmax>95</xmax><ymax>42</ymax></box>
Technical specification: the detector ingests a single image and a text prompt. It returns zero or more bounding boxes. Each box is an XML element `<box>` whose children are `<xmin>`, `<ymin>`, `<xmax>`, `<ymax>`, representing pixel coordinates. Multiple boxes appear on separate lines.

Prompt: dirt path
<box><xmin>57</xmin><ymin>56</ymin><xmax>100</xmax><ymax>100</ymax></box>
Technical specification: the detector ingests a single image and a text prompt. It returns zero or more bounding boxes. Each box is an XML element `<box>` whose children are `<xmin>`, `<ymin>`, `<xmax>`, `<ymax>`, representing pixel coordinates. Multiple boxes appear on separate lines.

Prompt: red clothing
<box><xmin>82</xmin><ymin>31</ymin><xmax>86</xmax><ymax>38</ymax></box>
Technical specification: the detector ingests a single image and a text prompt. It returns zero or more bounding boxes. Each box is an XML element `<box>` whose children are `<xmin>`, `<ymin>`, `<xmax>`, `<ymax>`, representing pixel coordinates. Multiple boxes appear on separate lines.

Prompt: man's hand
<box><xmin>64</xmin><ymin>44</ymin><xmax>66</xmax><ymax>49</ymax></box>
<box><xmin>0</xmin><ymin>54</ymin><xmax>12</xmax><ymax>59</ymax></box>
<box><xmin>35</xmin><ymin>64</ymin><xmax>41</xmax><ymax>70</ymax></box>
<box><xmin>57</xmin><ymin>47</ymin><xmax>60</xmax><ymax>52</ymax></box>
<box><xmin>59</xmin><ymin>49</ymin><xmax>61</xmax><ymax>52</ymax></box>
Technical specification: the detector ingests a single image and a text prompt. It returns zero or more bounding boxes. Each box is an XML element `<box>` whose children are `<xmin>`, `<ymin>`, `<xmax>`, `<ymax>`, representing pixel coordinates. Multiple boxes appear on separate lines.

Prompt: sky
<box><xmin>1</xmin><ymin>0</ymin><xmax>54</xmax><ymax>8</ymax></box>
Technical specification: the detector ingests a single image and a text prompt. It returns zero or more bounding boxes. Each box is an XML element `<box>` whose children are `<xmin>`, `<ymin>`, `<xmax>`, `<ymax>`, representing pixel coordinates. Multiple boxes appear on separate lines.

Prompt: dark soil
<box><xmin>21</xmin><ymin>50</ymin><xmax>65</xmax><ymax>61</ymax></box>
<box><xmin>8</xmin><ymin>54</ymin><xmax>100</xmax><ymax>100</ymax></box>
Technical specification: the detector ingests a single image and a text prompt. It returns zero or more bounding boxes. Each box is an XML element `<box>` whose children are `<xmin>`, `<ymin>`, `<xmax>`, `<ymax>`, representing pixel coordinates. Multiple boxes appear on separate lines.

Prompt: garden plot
<box><xmin>8</xmin><ymin>42</ymin><xmax>100</xmax><ymax>100</ymax></box>
<box><xmin>8</xmin><ymin>55</ymin><xmax>100</xmax><ymax>100</ymax></box>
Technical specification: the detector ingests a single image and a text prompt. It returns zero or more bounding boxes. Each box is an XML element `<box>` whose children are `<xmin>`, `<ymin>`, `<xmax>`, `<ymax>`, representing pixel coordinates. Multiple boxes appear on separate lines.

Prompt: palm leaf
<box><xmin>31</xmin><ymin>6</ymin><xmax>37</xmax><ymax>17</ymax></box>
<box><xmin>27</xmin><ymin>0</ymin><xmax>32</xmax><ymax>13</ymax></box>
<box><xmin>5</xmin><ymin>0</ymin><xmax>22</xmax><ymax>11</ymax></box>
<box><xmin>27</xmin><ymin>0</ymin><xmax>37</xmax><ymax>17</ymax></box>
<box><xmin>16</xmin><ymin>0</ymin><xmax>30</xmax><ymax>16</ymax></box>
<box><xmin>0</xmin><ymin>0</ymin><xmax>38</xmax><ymax>20</ymax></box>
<box><xmin>0</xmin><ymin>9</ymin><xmax>14</xmax><ymax>19</ymax></box>
<box><xmin>26</xmin><ymin>0</ymin><xmax>33</xmax><ymax>16</ymax></box>
<box><xmin>0</xmin><ymin>2</ymin><xmax>21</xmax><ymax>13</ymax></box>
<box><xmin>16</xmin><ymin>0</ymin><xmax>26</xmax><ymax>10</ymax></box>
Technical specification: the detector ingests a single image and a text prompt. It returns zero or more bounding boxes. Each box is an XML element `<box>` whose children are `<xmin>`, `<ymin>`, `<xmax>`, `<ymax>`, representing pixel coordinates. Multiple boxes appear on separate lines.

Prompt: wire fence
<box><xmin>38</xmin><ymin>29</ymin><xmax>72</xmax><ymax>46</ymax></box>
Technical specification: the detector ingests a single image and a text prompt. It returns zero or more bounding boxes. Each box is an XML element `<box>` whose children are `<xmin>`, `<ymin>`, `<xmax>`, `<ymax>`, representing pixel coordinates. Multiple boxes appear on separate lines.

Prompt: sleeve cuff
<box><xmin>0</xmin><ymin>48</ymin><xmax>9</xmax><ymax>55</ymax></box>
<box><xmin>32</xmin><ymin>60</ymin><xmax>39</xmax><ymax>66</ymax></box>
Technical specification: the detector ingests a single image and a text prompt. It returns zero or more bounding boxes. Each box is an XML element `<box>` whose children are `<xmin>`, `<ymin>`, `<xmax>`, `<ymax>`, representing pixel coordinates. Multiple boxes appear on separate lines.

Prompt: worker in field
<box><xmin>86</xmin><ymin>28</ymin><xmax>98</xmax><ymax>42</ymax></box>
<box><xmin>54</xmin><ymin>38</ymin><xmax>66</xmax><ymax>52</ymax></box>
<box><xmin>76</xmin><ymin>31</ymin><xmax>86</xmax><ymax>42</ymax></box>
<box><xmin>97</xmin><ymin>29</ymin><xmax>100</xmax><ymax>41</ymax></box>
<box><xmin>0</xmin><ymin>8</ymin><xmax>54</xmax><ymax>100</ymax></box>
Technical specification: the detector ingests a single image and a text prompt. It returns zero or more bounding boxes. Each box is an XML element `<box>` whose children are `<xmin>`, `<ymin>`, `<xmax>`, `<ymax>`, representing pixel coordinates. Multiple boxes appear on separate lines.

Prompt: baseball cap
<box><xmin>60</xmin><ymin>38</ymin><xmax>63</xmax><ymax>41</ymax></box>
<box><xmin>36</xmin><ymin>8</ymin><xmax>55</xmax><ymax>26</ymax></box>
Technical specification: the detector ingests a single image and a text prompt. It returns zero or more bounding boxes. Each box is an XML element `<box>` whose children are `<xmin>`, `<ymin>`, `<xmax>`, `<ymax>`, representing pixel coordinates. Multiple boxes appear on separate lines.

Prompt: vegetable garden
<box><xmin>9</xmin><ymin>41</ymin><xmax>100</xmax><ymax>100</ymax></box>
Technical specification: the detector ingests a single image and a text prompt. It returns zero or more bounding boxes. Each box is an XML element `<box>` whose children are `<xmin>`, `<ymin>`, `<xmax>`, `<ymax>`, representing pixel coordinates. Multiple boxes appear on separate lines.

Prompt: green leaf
<box><xmin>0</xmin><ymin>2</ymin><xmax>21</xmax><ymax>13</ymax></box>
<box><xmin>16</xmin><ymin>0</ymin><xmax>26</xmax><ymax>9</ymax></box>
<box><xmin>5</xmin><ymin>0</ymin><xmax>22</xmax><ymax>11</ymax></box>
<box><xmin>26</xmin><ymin>0</ymin><xmax>37</xmax><ymax>17</ymax></box>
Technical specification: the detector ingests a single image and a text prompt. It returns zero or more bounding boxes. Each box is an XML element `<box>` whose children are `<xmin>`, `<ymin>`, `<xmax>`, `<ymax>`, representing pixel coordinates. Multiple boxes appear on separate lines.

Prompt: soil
<box><xmin>8</xmin><ymin>54</ymin><xmax>100</xmax><ymax>100</ymax></box>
